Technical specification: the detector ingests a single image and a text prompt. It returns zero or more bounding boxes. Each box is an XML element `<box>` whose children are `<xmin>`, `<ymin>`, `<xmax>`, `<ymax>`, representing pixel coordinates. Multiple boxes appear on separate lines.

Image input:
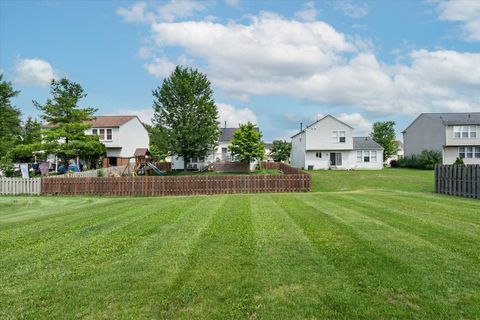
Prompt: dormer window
<box><xmin>92</xmin><ymin>128</ymin><xmax>113</xmax><ymax>141</ymax></box>
<box><xmin>332</xmin><ymin>131</ymin><xmax>346</xmax><ymax>143</ymax></box>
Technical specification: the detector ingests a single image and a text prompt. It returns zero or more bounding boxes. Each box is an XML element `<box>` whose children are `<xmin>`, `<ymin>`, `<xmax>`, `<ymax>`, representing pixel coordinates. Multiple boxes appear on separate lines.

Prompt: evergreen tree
<box><xmin>0</xmin><ymin>74</ymin><xmax>22</xmax><ymax>157</ymax></box>
<box><xmin>34</xmin><ymin>78</ymin><xmax>105</xmax><ymax>164</ymax></box>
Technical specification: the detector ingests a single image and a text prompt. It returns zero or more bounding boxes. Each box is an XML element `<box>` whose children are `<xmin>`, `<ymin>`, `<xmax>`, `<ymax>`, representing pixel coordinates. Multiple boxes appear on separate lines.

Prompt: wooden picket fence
<box><xmin>0</xmin><ymin>178</ymin><xmax>41</xmax><ymax>195</ymax></box>
<box><xmin>47</xmin><ymin>165</ymin><xmax>128</xmax><ymax>178</ymax></box>
<box><xmin>435</xmin><ymin>165</ymin><xmax>480</xmax><ymax>199</ymax></box>
<box><xmin>41</xmin><ymin>163</ymin><xmax>311</xmax><ymax>196</ymax></box>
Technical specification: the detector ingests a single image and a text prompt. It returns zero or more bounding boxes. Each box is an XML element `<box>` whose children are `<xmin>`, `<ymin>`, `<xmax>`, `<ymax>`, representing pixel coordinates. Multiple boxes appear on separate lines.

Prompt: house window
<box><xmin>92</xmin><ymin>128</ymin><xmax>113</xmax><ymax>141</ymax></box>
<box><xmin>466</xmin><ymin>147</ymin><xmax>474</xmax><ymax>158</ymax></box>
<box><xmin>470</xmin><ymin>126</ymin><xmax>477</xmax><ymax>138</ymax></box>
<box><xmin>106</xmin><ymin>128</ymin><xmax>112</xmax><ymax>140</ymax></box>
<box><xmin>339</xmin><ymin>131</ymin><xmax>346</xmax><ymax>143</ymax></box>
<box><xmin>371</xmin><ymin>151</ymin><xmax>377</xmax><ymax>162</ymax></box>
<box><xmin>475</xmin><ymin>147</ymin><xmax>480</xmax><ymax>158</ymax></box>
<box><xmin>331</xmin><ymin>131</ymin><xmax>339</xmax><ymax>143</ymax></box>
<box><xmin>315</xmin><ymin>151</ymin><xmax>322</xmax><ymax>158</ymax></box>
<box><xmin>459</xmin><ymin>147</ymin><xmax>466</xmax><ymax>158</ymax></box>
<box><xmin>92</xmin><ymin>129</ymin><xmax>98</xmax><ymax>135</ymax></box>
<box><xmin>222</xmin><ymin>147</ymin><xmax>228</xmax><ymax>154</ymax></box>
<box><xmin>357</xmin><ymin>151</ymin><xmax>362</xmax><ymax>162</ymax></box>
<box><xmin>363</xmin><ymin>151</ymin><xmax>370</xmax><ymax>162</ymax></box>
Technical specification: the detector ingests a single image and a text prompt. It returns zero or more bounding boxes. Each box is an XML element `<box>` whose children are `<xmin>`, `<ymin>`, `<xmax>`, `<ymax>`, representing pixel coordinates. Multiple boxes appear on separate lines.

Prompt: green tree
<box><xmin>228</xmin><ymin>122</ymin><xmax>265</xmax><ymax>164</ymax></box>
<box><xmin>269</xmin><ymin>140</ymin><xmax>291</xmax><ymax>162</ymax></box>
<box><xmin>145</xmin><ymin>124</ymin><xmax>169</xmax><ymax>161</ymax></box>
<box><xmin>370</xmin><ymin>121</ymin><xmax>398</xmax><ymax>162</ymax></box>
<box><xmin>21</xmin><ymin>117</ymin><xmax>42</xmax><ymax>145</ymax></box>
<box><xmin>153</xmin><ymin>66</ymin><xmax>220</xmax><ymax>171</ymax></box>
<box><xmin>34</xmin><ymin>78</ymin><xmax>105</xmax><ymax>164</ymax></box>
<box><xmin>0</xmin><ymin>74</ymin><xmax>22</xmax><ymax>157</ymax></box>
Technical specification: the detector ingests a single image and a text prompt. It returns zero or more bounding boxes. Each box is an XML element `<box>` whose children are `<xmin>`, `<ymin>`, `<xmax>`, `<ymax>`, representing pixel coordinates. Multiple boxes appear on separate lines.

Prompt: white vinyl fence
<box><xmin>0</xmin><ymin>178</ymin><xmax>41</xmax><ymax>195</ymax></box>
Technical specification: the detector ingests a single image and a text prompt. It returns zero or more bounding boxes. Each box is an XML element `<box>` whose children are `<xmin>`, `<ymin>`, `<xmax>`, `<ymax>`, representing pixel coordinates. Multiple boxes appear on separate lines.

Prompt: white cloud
<box><xmin>13</xmin><ymin>58</ymin><xmax>57</xmax><ymax>86</ymax></box>
<box><xmin>333</xmin><ymin>1</ymin><xmax>368</xmax><ymax>18</ymax></box>
<box><xmin>217</xmin><ymin>103</ymin><xmax>257</xmax><ymax>127</ymax></box>
<box><xmin>294</xmin><ymin>1</ymin><xmax>318</xmax><ymax>22</ymax></box>
<box><xmin>437</xmin><ymin>0</ymin><xmax>480</xmax><ymax>41</ymax></box>
<box><xmin>144</xmin><ymin>57</ymin><xmax>176</xmax><ymax>78</ymax></box>
<box><xmin>117</xmin><ymin>0</ymin><xmax>205</xmax><ymax>23</ymax></box>
<box><xmin>225</xmin><ymin>0</ymin><xmax>240</xmax><ymax>8</ymax></box>
<box><xmin>125</xmin><ymin>10</ymin><xmax>480</xmax><ymax>116</ymax></box>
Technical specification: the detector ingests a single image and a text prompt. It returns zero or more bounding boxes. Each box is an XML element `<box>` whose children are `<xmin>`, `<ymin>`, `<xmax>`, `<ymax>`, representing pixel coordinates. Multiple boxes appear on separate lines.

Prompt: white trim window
<box><xmin>332</xmin><ymin>131</ymin><xmax>346</xmax><ymax>143</ymax></box>
<box><xmin>459</xmin><ymin>147</ymin><xmax>465</xmax><ymax>158</ymax></box>
<box><xmin>315</xmin><ymin>151</ymin><xmax>322</xmax><ymax>158</ymax></box>
<box><xmin>357</xmin><ymin>150</ymin><xmax>377</xmax><ymax>163</ymax></box>
<box><xmin>92</xmin><ymin>128</ymin><xmax>113</xmax><ymax>141</ymax></box>
<box><xmin>476</xmin><ymin>147</ymin><xmax>480</xmax><ymax>158</ymax></box>
<box><xmin>454</xmin><ymin>126</ymin><xmax>477</xmax><ymax>139</ymax></box>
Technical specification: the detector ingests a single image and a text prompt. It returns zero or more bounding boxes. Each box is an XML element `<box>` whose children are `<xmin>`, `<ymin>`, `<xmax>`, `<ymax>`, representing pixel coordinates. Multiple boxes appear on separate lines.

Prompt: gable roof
<box><xmin>219</xmin><ymin>127</ymin><xmax>260</xmax><ymax>142</ymax></box>
<box><xmin>134</xmin><ymin>148</ymin><xmax>150</xmax><ymax>157</ymax></box>
<box><xmin>353</xmin><ymin>137</ymin><xmax>383</xmax><ymax>150</ymax></box>
<box><xmin>89</xmin><ymin>116</ymin><xmax>138</xmax><ymax>127</ymax></box>
<box><xmin>402</xmin><ymin>113</ymin><xmax>480</xmax><ymax>133</ymax></box>
<box><xmin>291</xmin><ymin>114</ymin><xmax>354</xmax><ymax>138</ymax></box>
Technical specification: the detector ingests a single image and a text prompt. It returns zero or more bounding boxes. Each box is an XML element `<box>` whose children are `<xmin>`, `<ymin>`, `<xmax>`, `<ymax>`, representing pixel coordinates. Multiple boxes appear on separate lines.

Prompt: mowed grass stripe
<box><xmin>295</xmin><ymin>193</ymin><xmax>480</xmax><ymax>318</ymax></box>
<box><xmin>0</xmin><ymin>197</ymin><xmax>207</xmax><ymax>319</ymax></box>
<box><xmin>153</xmin><ymin>195</ymin><xmax>258</xmax><ymax>319</ymax></box>
<box><xmin>250</xmin><ymin>194</ymin><xmax>360</xmax><ymax>319</ymax></box>
<box><xmin>278</xmin><ymin>194</ymin><xmax>437</xmax><ymax>318</ymax></box>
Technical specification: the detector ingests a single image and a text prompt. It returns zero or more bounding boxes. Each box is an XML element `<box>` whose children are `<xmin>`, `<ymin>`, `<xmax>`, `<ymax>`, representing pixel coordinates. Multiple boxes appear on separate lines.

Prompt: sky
<box><xmin>1</xmin><ymin>0</ymin><xmax>480</xmax><ymax>142</ymax></box>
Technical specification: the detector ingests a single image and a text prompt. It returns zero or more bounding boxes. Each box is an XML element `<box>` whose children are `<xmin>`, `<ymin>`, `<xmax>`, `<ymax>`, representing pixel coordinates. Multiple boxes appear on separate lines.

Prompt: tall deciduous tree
<box><xmin>269</xmin><ymin>140</ymin><xmax>291</xmax><ymax>162</ymax></box>
<box><xmin>370</xmin><ymin>121</ymin><xmax>398</xmax><ymax>161</ymax></box>
<box><xmin>34</xmin><ymin>78</ymin><xmax>105</xmax><ymax>164</ymax></box>
<box><xmin>153</xmin><ymin>66</ymin><xmax>220</xmax><ymax>171</ymax></box>
<box><xmin>228</xmin><ymin>122</ymin><xmax>265</xmax><ymax>164</ymax></box>
<box><xmin>0</xmin><ymin>74</ymin><xmax>22</xmax><ymax>157</ymax></box>
<box><xmin>145</xmin><ymin>124</ymin><xmax>169</xmax><ymax>161</ymax></box>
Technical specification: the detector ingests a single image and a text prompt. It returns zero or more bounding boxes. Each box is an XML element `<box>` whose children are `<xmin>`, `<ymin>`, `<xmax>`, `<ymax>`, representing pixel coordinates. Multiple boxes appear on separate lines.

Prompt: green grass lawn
<box><xmin>1</xmin><ymin>168</ymin><xmax>479</xmax><ymax>319</ymax></box>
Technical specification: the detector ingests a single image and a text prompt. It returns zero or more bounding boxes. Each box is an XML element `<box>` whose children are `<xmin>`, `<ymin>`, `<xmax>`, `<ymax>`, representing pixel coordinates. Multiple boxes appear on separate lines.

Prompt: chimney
<box><xmin>224</xmin><ymin>121</ymin><xmax>227</xmax><ymax>128</ymax></box>
<box><xmin>300</xmin><ymin>122</ymin><xmax>303</xmax><ymax>131</ymax></box>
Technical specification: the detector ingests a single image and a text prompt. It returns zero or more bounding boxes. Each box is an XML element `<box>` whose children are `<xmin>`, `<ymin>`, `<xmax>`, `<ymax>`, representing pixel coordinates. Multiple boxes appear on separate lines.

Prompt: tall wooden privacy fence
<box><xmin>435</xmin><ymin>165</ymin><xmax>480</xmax><ymax>199</ymax></box>
<box><xmin>0</xmin><ymin>178</ymin><xmax>41</xmax><ymax>195</ymax></box>
<box><xmin>41</xmin><ymin>163</ymin><xmax>310</xmax><ymax>196</ymax></box>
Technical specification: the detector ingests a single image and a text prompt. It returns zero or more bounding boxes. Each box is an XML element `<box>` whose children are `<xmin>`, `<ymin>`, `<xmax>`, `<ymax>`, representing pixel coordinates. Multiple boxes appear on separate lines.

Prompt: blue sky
<box><xmin>1</xmin><ymin>0</ymin><xmax>479</xmax><ymax>141</ymax></box>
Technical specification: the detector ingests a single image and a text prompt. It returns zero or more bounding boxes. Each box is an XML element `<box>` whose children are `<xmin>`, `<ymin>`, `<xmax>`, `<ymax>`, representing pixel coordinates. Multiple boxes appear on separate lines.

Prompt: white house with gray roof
<box><xmin>291</xmin><ymin>115</ymin><xmax>384</xmax><ymax>170</ymax></box>
<box><xmin>171</xmin><ymin>127</ymin><xmax>263</xmax><ymax>170</ymax></box>
<box><xmin>403</xmin><ymin>113</ymin><xmax>480</xmax><ymax>164</ymax></box>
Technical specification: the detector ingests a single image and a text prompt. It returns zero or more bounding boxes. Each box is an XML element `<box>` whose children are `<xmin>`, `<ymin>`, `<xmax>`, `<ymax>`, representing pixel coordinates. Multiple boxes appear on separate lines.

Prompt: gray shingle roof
<box><xmin>403</xmin><ymin>113</ymin><xmax>480</xmax><ymax>132</ymax></box>
<box><xmin>353</xmin><ymin>137</ymin><xmax>383</xmax><ymax>150</ymax></box>
<box><xmin>220</xmin><ymin>127</ymin><xmax>260</xmax><ymax>142</ymax></box>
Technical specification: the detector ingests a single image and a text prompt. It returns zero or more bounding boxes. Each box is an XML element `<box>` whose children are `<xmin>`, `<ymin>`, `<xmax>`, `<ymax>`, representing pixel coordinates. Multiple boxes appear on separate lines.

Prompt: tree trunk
<box><xmin>184</xmin><ymin>157</ymin><xmax>188</xmax><ymax>172</ymax></box>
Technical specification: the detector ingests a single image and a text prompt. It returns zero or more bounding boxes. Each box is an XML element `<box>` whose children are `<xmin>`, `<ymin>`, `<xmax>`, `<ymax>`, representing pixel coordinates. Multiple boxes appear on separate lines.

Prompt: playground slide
<box><xmin>146</xmin><ymin>162</ymin><xmax>166</xmax><ymax>176</ymax></box>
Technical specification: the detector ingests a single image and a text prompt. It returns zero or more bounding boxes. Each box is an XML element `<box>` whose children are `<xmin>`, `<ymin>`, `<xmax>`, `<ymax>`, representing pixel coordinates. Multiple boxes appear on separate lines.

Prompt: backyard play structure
<box><xmin>119</xmin><ymin>148</ymin><xmax>167</xmax><ymax>177</ymax></box>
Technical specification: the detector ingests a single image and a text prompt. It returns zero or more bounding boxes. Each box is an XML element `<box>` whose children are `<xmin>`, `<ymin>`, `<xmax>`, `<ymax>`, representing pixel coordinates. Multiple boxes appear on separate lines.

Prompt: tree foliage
<box><xmin>0</xmin><ymin>74</ymin><xmax>22</xmax><ymax>157</ymax></box>
<box><xmin>145</xmin><ymin>124</ymin><xmax>169</xmax><ymax>161</ymax></box>
<box><xmin>269</xmin><ymin>140</ymin><xmax>291</xmax><ymax>162</ymax></box>
<box><xmin>228</xmin><ymin>122</ymin><xmax>265</xmax><ymax>164</ymax></box>
<box><xmin>21</xmin><ymin>117</ymin><xmax>42</xmax><ymax>145</ymax></box>
<box><xmin>34</xmin><ymin>78</ymin><xmax>105</xmax><ymax>162</ymax></box>
<box><xmin>152</xmin><ymin>66</ymin><xmax>219</xmax><ymax>170</ymax></box>
<box><xmin>370</xmin><ymin>121</ymin><xmax>398</xmax><ymax>161</ymax></box>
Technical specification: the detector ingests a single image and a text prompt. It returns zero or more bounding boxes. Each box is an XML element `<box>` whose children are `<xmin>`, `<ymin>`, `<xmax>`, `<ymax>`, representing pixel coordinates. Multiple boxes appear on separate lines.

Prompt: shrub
<box><xmin>454</xmin><ymin>157</ymin><xmax>465</xmax><ymax>166</ymax></box>
<box><xmin>97</xmin><ymin>169</ymin><xmax>105</xmax><ymax>177</ymax></box>
<box><xmin>389</xmin><ymin>159</ymin><xmax>398</xmax><ymax>168</ymax></box>
<box><xmin>397</xmin><ymin>150</ymin><xmax>441</xmax><ymax>170</ymax></box>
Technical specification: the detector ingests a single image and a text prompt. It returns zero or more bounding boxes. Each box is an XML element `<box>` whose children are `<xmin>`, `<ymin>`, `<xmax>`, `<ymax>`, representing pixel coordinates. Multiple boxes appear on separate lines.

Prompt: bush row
<box><xmin>390</xmin><ymin>150</ymin><xmax>442</xmax><ymax>170</ymax></box>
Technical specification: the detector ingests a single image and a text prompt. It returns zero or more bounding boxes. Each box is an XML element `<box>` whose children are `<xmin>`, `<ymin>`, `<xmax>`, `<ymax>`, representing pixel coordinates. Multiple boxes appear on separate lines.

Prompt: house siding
<box><xmin>403</xmin><ymin>114</ymin><xmax>446</xmax><ymax>156</ymax></box>
<box><xmin>444</xmin><ymin>146</ymin><xmax>480</xmax><ymax>165</ymax></box>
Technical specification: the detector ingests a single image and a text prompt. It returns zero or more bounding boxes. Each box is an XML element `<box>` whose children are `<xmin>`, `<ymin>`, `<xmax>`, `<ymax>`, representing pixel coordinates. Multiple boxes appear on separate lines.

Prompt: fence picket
<box><xmin>434</xmin><ymin>164</ymin><xmax>480</xmax><ymax>199</ymax></box>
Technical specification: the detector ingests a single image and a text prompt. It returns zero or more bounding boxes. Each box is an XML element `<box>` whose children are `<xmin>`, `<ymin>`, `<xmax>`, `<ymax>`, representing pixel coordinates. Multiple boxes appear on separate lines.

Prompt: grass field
<box><xmin>1</xmin><ymin>169</ymin><xmax>479</xmax><ymax>319</ymax></box>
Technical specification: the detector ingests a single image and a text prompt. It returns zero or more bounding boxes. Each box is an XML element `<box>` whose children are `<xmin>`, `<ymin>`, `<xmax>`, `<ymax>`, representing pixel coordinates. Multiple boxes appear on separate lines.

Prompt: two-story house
<box><xmin>44</xmin><ymin>115</ymin><xmax>149</xmax><ymax>168</ymax></box>
<box><xmin>171</xmin><ymin>126</ymin><xmax>263</xmax><ymax>170</ymax></box>
<box><xmin>291</xmin><ymin>115</ymin><xmax>384</xmax><ymax>170</ymax></box>
<box><xmin>403</xmin><ymin>113</ymin><xmax>480</xmax><ymax>164</ymax></box>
